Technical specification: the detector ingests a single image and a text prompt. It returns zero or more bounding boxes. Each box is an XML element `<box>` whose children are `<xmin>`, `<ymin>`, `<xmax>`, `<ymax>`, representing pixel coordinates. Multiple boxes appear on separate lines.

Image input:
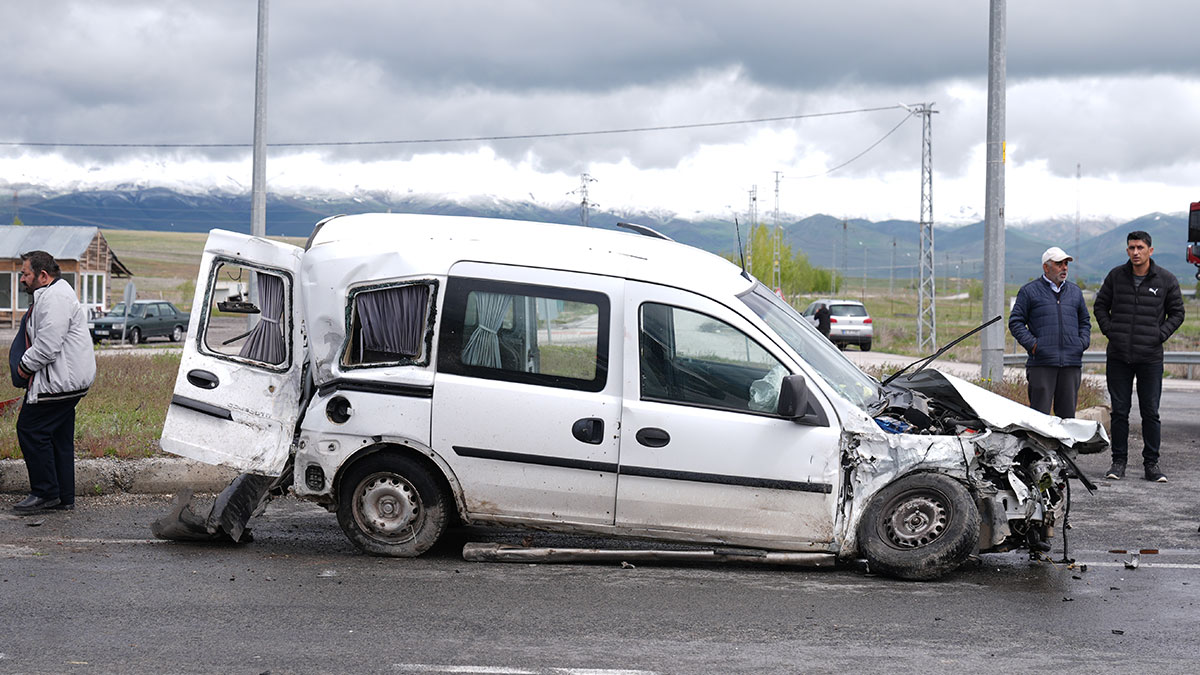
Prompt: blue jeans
<box><xmin>1106</xmin><ymin>359</ymin><xmax>1162</xmax><ymax>466</ymax></box>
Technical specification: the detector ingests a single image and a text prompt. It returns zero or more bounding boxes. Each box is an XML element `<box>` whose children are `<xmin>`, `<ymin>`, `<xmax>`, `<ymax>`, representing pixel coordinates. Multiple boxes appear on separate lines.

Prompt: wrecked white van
<box><xmin>157</xmin><ymin>213</ymin><xmax>1107</xmax><ymax>580</ymax></box>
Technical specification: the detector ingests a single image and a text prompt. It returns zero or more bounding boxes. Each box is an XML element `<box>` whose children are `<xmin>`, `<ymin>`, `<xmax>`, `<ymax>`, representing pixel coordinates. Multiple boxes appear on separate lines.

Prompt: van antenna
<box><xmin>734</xmin><ymin>217</ymin><xmax>751</xmax><ymax>280</ymax></box>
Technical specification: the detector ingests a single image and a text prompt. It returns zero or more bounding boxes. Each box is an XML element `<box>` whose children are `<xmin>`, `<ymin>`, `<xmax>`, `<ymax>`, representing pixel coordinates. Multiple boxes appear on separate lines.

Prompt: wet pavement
<box><xmin>2</xmin><ymin>390</ymin><xmax>1198</xmax><ymax>673</ymax></box>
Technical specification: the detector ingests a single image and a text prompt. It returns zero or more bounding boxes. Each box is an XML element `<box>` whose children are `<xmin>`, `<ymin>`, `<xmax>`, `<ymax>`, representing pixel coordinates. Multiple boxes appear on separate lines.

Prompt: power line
<box><xmin>784</xmin><ymin>111</ymin><xmax>915</xmax><ymax>180</ymax></box>
<box><xmin>0</xmin><ymin>104</ymin><xmax>906</xmax><ymax>149</ymax></box>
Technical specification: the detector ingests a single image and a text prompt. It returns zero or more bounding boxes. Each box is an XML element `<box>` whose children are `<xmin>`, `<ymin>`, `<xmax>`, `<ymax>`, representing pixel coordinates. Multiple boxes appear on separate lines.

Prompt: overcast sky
<box><xmin>2</xmin><ymin>0</ymin><xmax>1199</xmax><ymax>224</ymax></box>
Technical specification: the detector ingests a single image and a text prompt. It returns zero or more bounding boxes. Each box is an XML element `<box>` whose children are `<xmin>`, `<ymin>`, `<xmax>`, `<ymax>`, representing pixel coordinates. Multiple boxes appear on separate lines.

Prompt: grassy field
<box><xmin>803</xmin><ymin>276</ymin><xmax>1200</xmax><ymax>379</ymax></box>
<box><xmin>101</xmin><ymin>229</ymin><xmax>306</xmax><ymax>309</ymax></box>
<box><xmin>0</xmin><ymin>349</ymin><xmax>180</xmax><ymax>460</ymax></box>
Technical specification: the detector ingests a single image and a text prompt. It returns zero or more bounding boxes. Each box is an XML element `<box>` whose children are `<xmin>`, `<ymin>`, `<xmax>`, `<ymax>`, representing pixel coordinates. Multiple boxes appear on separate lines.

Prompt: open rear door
<box><xmin>160</xmin><ymin>230</ymin><xmax>305</xmax><ymax>476</ymax></box>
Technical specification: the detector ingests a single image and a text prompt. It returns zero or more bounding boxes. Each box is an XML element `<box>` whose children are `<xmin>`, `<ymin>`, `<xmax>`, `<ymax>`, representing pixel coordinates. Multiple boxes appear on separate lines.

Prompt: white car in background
<box><xmin>803</xmin><ymin>299</ymin><xmax>873</xmax><ymax>351</ymax></box>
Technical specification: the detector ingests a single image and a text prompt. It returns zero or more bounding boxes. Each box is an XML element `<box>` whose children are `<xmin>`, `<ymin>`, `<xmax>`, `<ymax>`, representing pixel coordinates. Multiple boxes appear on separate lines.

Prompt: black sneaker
<box><xmin>1105</xmin><ymin>463</ymin><xmax>1126</xmax><ymax>480</ymax></box>
<box><xmin>1144</xmin><ymin>464</ymin><xmax>1167</xmax><ymax>483</ymax></box>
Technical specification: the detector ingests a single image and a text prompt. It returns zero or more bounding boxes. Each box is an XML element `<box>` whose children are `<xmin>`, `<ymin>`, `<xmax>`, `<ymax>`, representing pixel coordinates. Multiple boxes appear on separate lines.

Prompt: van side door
<box><xmin>431</xmin><ymin>263</ymin><xmax>622</xmax><ymax>526</ymax></box>
<box><xmin>160</xmin><ymin>230</ymin><xmax>305</xmax><ymax>476</ymax></box>
<box><xmin>616</xmin><ymin>281</ymin><xmax>841</xmax><ymax>549</ymax></box>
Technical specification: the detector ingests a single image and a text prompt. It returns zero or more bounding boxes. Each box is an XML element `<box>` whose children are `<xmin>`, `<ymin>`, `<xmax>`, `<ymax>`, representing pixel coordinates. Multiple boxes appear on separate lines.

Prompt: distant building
<box><xmin>0</xmin><ymin>225</ymin><xmax>132</xmax><ymax>325</ymax></box>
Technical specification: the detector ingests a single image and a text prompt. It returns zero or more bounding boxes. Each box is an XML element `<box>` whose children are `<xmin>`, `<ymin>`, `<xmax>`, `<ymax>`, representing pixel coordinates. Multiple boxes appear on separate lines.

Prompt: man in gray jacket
<box><xmin>11</xmin><ymin>251</ymin><xmax>97</xmax><ymax>514</ymax></box>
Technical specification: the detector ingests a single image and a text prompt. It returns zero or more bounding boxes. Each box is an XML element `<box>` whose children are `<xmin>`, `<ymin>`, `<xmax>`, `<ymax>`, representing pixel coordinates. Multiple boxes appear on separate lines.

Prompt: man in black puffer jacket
<box><xmin>1009</xmin><ymin>246</ymin><xmax>1091</xmax><ymax>417</ymax></box>
<box><xmin>1094</xmin><ymin>231</ymin><xmax>1185</xmax><ymax>483</ymax></box>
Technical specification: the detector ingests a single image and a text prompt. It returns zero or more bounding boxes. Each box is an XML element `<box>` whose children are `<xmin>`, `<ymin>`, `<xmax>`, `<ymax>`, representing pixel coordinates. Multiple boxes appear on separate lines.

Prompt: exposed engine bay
<box><xmin>841</xmin><ymin>369</ymin><xmax>1105</xmax><ymax>572</ymax></box>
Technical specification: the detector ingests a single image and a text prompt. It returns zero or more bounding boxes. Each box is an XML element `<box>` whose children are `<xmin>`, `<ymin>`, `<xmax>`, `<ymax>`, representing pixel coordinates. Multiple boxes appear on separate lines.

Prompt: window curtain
<box><xmin>357</xmin><ymin>285</ymin><xmax>427</xmax><ymax>357</ymax></box>
<box><xmin>462</xmin><ymin>292</ymin><xmax>512</xmax><ymax>367</ymax></box>
<box><xmin>238</xmin><ymin>272</ymin><xmax>286</xmax><ymax>365</ymax></box>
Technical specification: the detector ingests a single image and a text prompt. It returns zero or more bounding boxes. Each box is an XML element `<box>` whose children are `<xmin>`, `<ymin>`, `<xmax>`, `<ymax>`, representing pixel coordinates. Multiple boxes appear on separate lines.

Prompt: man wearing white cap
<box><xmin>1008</xmin><ymin>246</ymin><xmax>1091</xmax><ymax>417</ymax></box>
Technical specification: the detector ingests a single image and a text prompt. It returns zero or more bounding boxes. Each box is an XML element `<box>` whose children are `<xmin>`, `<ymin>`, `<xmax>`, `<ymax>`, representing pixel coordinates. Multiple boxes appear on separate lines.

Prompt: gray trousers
<box><xmin>1026</xmin><ymin>366</ymin><xmax>1082</xmax><ymax>418</ymax></box>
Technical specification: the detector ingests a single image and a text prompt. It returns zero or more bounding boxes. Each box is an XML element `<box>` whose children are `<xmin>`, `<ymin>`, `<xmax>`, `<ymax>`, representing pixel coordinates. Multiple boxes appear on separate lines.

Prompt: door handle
<box><xmin>572</xmin><ymin>417</ymin><xmax>604</xmax><ymax>445</ymax></box>
<box><xmin>186</xmin><ymin>369</ymin><xmax>220</xmax><ymax>390</ymax></box>
<box><xmin>635</xmin><ymin>427</ymin><xmax>670</xmax><ymax>448</ymax></box>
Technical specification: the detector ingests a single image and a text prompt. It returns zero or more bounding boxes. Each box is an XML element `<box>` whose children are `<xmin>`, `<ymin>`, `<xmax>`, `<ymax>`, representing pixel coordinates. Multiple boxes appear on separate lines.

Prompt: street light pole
<box><xmin>981</xmin><ymin>0</ymin><xmax>1007</xmax><ymax>382</ymax></box>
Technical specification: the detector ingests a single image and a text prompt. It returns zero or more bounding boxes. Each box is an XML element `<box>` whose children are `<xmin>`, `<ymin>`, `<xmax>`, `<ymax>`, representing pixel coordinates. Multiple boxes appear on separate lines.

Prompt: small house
<box><xmin>0</xmin><ymin>225</ymin><xmax>132</xmax><ymax>325</ymax></box>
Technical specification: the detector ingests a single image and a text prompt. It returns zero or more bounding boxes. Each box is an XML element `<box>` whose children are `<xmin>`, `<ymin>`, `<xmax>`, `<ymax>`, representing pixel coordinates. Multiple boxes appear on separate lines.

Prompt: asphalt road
<box><xmin>2</xmin><ymin>395</ymin><xmax>1198</xmax><ymax>673</ymax></box>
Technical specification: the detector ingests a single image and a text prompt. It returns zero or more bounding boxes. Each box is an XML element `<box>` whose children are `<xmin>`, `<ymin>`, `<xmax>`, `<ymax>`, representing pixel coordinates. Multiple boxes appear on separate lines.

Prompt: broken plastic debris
<box><xmin>1112</xmin><ymin>629</ymin><xmax>1125</xmax><ymax>635</ymax></box>
<box><xmin>620</xmin><ymin>561</ymin><xmax>636</xmax><ymax>569</ymax></box>
<box><xmin>318</xmin><ymin>570</ymin><xmax>338</xmax><ymax>578</ymax></box>
<box><xmin>1124</xmin><ymin>554</ymin><xmax>1139</xmax><ymax>569</ymax></box>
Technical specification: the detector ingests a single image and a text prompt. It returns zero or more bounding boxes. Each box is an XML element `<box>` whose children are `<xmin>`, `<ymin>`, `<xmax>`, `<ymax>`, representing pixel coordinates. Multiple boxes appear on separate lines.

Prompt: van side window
<box><xmin>201</xmin><ymin>260</ymin><xmax>291</xmax><ymax>370</ymax></box>
<box><xmin>343</xmin><ymin>281</ymin><xmax>436</xmax><ymax>367</ymax></box>
<box><xmin>438</xmin><ymin>277</ymin><xmax>609</xmax><ymax>392</ymax></box>
<box><xmin>640</xmin><ymin>303</ymin><xmax>787</xmax><ymax>414</ymax></box>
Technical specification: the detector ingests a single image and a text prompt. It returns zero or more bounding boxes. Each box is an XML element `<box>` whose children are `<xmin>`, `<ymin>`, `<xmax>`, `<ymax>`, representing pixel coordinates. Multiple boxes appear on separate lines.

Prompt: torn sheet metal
<box><xmin>896</xmin><ymin>370</ymin><xmax>1109</xmax><ymax>452</ymax></box>
<box><xmin>151</xmin><ymin>473</ymin><xmax>276</xmax><ymax>543</ymax></box>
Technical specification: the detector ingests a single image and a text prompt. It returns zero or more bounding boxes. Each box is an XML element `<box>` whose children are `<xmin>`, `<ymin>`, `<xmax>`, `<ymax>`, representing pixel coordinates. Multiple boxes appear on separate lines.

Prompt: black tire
<box><xmin>862</xmin><ymin>340</ymin><xmax>872</xmax><ymax>352</ymax></box>
<box><xmin>170</xmin><ymin>325</ymin><xmax>184</xmax><ymax>342</ymax></box>
<box><xmin>128</xmin><ymin>327</ymin><xmax>141</xmax><ymax>345</ymax></box>
<box><xmin>336</xmin><ymin>453</ymin><xmax>448</xmax><ymax>557</ymax></box>
<box><xmin>856</xmin><ymin>472</ymin><xmax>980</xmax><ymax>581</ymax></box>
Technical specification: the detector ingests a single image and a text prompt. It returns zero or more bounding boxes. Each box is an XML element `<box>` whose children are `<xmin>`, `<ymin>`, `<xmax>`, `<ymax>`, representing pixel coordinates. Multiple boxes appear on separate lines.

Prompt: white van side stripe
<box><xmin>451</xmin><ymin>445</ymin><xmax>833</xmax><ymax>494</ymax></box>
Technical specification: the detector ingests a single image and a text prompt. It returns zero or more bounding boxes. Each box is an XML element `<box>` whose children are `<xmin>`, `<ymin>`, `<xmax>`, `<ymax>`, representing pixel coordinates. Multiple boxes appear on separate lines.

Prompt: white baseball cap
<box><xmin>1041</xmin><ymin>247</ymin><xmax>1073</xmax><ymax>264</ymax></box>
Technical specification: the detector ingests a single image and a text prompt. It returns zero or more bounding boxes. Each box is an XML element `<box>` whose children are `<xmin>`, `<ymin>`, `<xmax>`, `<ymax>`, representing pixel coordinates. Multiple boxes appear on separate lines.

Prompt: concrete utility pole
<box><xmin>889</xmin><ymin>238</ymin><xmax>896</xmax><ymax>295</ymax></box>
<box><xmin>1080</xmin><ymin>163</ymin><xmax>1089</xmax><ymax>254</ymax></box>
<box><xmin>772</xmin><ymin>171</ymin><xmax>783</xmax><ymax>292</ymax></box>
<box><xmin>981</xmin><ymin>0</ymin><xmax>1006</xmax><ymax>382</ymax></box>
<box><xmin>250</xmin><ymin>0</ymin><xmax>269</xmax><ymax>239</ymax></box>
<box><xmin>916</xmin><ymin>103</ymin><xmax>938</xmax><ymax>351</ymax></box>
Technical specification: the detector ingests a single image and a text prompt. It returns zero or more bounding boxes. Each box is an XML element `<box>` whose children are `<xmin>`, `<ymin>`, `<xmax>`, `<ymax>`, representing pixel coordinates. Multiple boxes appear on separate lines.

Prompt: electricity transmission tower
<box><xmin>772</xmin><ymin>171</ymin><xmax>783</xmax><ymax>292</ymax></box>
<box><xmin>573</xmin><ymin>173</ymin><xmax>598</xmax><ymax>227</ymax></box>
<box><xmin>746</xmin><ymin>186</ymin><xmax>758</xmax><ymax>275</ymax></box>
<box><xmin>916</xmin><ymin>103</ymin><xmax>938</xmax><ymax>351</ymax></box>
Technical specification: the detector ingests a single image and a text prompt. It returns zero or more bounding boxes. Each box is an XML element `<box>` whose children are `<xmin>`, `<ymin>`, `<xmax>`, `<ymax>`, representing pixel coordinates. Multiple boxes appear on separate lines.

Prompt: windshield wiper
<box><xmin>880</xmin><ymin>315</ymin><xmax>1002</xmax><ymax>387</ymax></box>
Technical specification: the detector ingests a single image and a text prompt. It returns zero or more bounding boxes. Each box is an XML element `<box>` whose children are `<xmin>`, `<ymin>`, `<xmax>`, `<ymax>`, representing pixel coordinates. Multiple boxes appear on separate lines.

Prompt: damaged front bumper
<box><xmin>842</xmin><ymin>369</ymin><xmax>1108</xmax><ymax>560</ymax></box>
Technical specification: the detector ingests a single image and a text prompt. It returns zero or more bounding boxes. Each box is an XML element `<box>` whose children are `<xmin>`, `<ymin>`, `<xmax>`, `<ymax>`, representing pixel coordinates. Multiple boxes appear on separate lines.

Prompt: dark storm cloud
<box><xmin>2</xmin><ymin>0</ymin><xmax>1198</xmax><ymax>182</ymax></box>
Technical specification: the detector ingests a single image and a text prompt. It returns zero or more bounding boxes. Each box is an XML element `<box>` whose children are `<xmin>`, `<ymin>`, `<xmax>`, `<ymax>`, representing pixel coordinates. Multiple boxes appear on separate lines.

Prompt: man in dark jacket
<box><xmin>814</xmin><ymin>303</ymin><xmax>831</xmax><ymax>339</ymax></box>
<box><xmin>1010</xmin><ymin>247</ymin><xmax>1091</xmax><ymax>417</ymax></box>
<box><xmin>1094</xmin><ymin>231</ymin><xmax>1184</xmax><ymax>483</ymax></box>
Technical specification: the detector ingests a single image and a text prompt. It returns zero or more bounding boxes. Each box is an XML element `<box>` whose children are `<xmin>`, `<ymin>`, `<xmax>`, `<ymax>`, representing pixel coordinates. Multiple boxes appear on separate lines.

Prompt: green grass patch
<box><xmin>0</xmin><ymin>349</ymin><xmax>180</xmax><ymax>460</ymax></box>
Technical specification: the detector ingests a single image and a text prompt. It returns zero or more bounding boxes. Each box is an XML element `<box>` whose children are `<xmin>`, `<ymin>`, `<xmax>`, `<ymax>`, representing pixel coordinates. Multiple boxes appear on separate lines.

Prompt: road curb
<box><xmin>0</xmin><ymin>457</ymin><xmax>240</xmax><ymax>495</ymax></box>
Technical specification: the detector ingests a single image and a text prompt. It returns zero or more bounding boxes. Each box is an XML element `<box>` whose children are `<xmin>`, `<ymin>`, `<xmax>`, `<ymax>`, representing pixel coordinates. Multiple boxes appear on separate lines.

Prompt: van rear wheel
<box><xmin>856</xmin><ymin>472</ymin><xmax>979</xmax><ymax>581</ymax></box>
<box><xmin>337</xmin><ymin>453</ymin><xmax>447</xmax><ymax>557</ymax></box>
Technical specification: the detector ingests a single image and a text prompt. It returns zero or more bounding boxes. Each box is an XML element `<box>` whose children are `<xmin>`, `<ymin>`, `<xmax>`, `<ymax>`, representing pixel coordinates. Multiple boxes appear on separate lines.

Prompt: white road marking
<box><xmin>391</xmin><ymin>662</ymin><xmax>657</xmax><ymax>667</ymax></box>
<box><xmin>1074</xmin><ymin>561</ymin><xmax>1200</xmax><ymax>570</ymax></box>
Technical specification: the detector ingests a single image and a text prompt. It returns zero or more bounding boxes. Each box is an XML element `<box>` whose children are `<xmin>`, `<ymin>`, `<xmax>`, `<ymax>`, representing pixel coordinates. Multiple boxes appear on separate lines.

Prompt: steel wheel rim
<box><xmin>353</xmin><ymin>472</ymin><xmax>420</xmax><ymax>543</ymax></box>
<box><xmin>882</xmin><ymin>490</ymin><xmax>950</xmax><ymax>549</ymax></box>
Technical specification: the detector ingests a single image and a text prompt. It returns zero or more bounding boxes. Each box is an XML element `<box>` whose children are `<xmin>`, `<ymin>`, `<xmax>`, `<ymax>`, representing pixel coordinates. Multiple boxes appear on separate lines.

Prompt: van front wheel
<box><xmin>856</xmin><ymin>472</ymin><xmax>979</xmax><ymax>581</ymax></box>
<box><xmin>337</xmin><ymin>453</ymin><xmax>448</xmax><ymax>557</ymax></box>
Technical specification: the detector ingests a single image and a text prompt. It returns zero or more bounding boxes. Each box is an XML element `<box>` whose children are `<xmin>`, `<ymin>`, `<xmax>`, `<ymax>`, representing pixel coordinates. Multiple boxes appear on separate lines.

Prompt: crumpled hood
<box><xmin>895</xmin><ymin>369</ymin><xmax>1109</xmax><ymax>453</ymax></box>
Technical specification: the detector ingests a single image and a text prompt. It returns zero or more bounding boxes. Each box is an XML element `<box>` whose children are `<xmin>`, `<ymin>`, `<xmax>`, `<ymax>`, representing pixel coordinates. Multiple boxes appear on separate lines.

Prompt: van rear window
<box><xmin>342</xmin><ymin>281</ymin><xmax>436</xmax><ymax>368</ymax></box>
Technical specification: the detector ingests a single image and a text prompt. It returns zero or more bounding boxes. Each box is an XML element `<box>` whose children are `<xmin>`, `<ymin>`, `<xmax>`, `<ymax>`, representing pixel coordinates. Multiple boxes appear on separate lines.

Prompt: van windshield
<box><xmin>740</xmin><ymin>284</ymin><xmax>880</xmax><ymax>411</ymax></box>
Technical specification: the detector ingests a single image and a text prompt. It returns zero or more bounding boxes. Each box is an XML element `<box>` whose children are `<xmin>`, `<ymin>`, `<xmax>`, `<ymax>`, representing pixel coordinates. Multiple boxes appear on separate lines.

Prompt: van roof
<box><xmin>307</xmin><ymin>213</ymin><xmax>754</xmax><ymax>297</ymax></box>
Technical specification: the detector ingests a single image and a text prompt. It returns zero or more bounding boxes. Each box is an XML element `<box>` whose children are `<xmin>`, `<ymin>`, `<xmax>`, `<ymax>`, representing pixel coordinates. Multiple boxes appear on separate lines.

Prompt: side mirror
<box><xmin>778</xmin><ymin>374</ymin><xmax>811</xmax><ymax>419</ymax></box>
<box><xmin>778</xmin><ymin>374</ymin><xmax>829</xmax><ymax>427</ymax></box>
